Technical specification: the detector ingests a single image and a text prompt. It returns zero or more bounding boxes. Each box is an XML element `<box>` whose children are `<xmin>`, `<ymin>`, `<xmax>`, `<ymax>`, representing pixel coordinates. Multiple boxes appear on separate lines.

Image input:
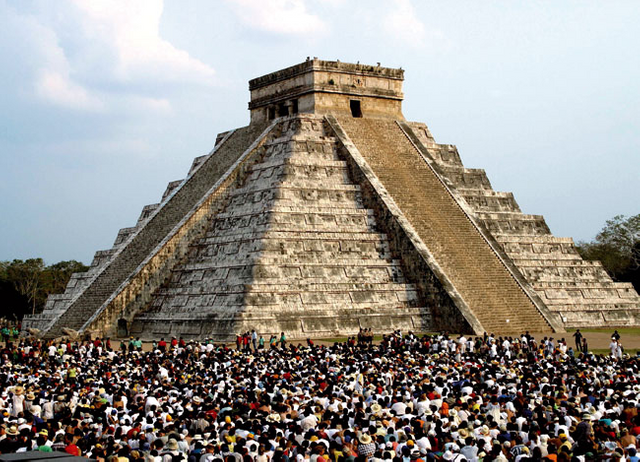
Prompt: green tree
<box><xmin>0</xmin><ymin>258</ymin><xmax>89</xmax><ymax>319</ymax></box>
<box><xmin>6</xmin><ymin>258</ymin><xmax>45</xmax><ymax>315</ymax></box>
<box><xmin>576</xmin><ymin>214</ymin><xmax>640</xmax><ymax>289</ymax></box>
<box><xmin>41</xmin><ymin>260</ymin><xmax>88</xmax><ymax>295</ymax></box>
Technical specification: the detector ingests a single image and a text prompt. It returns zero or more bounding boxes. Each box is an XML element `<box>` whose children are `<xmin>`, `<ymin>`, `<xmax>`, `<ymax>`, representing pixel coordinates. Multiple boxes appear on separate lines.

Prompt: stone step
<box><xmin>476</xmin><ymin>212</ymin><xmax>551</xmax><ymax>236</ymax></box>
<box><xmin>206</xmin><ymin>221</ymin><xmax>373</xmax><ymax>236</ymax></box>
<box><xmin>214</xmin><ymin>203</ymin><xmax>366</xmax><ymax>217</ymax></box>
<box><xmin>176</xmin><ymin>258</ymin><xmax>403</xmax><ymax>273</ymax></box>
<box><xmin>546</xmin><ymin>301</ymin><xmax>640</xmax><ymax>312</ymax></box>
<box><xmin>459</xmin><ymin>190</ymin><xmax>521</xmax><ymax>213</ymax></box>
<box><xmin>436</xmin><ymin>165</ymin><xmax>493</xmax><ymax>190</ymax></box>
<box><xmin>112</xmin><ymin>226</ymin><xmax>137</xmax><ymax>247</ymax></box>
<box><xmin>214</xmin><ymin>207</ymin><xmax>371</xmax><ymax>220</ymax></box>
<box><xmin>198</xmin><ymin>230</ymin><xmax>389</xmax><ymax>245</ymax></box>
<box><xmin>515</xmin><ymin>259</ymin><xmax>605</xmax><ymax>268</ymax></box>
<box><xmin>250</xmin><ymin>157</ymin><xmax>347</xmax><ymax>171</ymax></box>
<box><xmin>533</xmin><ymin>281</ymin><xmax>636</xmax><ymax>290</ymax></box>
<box><xmin>233</xmin><ymin>182</ymin><xmax>360</xmax><ymax>196</ymax></box>
<box><xmin>157</xmin><ymin>281</ymin><xmax>417</xmax><ymax>295</ymax></box>
<box><xmin>263</xmin><ymin>145</ymin><xmax>340</xmax><ymax>163</ymax></box>
<box><xmin>244</xmin><ymin>163</ymin><xmax>352</xmax><ymax>186</ymax></box>
<box><xmin>151</xmin><ymin>290</ymin><xmax>419</xmax><ymax>311</ymax></box>
<box><xmin>537</xmin><ymin>286</ymin><xmax>640</xmax><ymax>301</ymax></box>
<box><xmin>542</xmin><ymin>296</ymin><xmax>640</xmax><ymax>307</ymax></box>
<box><xmin>227</xmin><ymin>189</ymin><xmax>363</xmax><ymax>209</ymax></box>
<box><xmin>136</xmin><ymin>203</ymin><xmax>160</xmax><ymax>224</ymax></box>
<box><xmin>495</xmin><ymin>235</ymin><xmax>575</xmax><ymax>244</ymax></box>
<box><xmin>173</xmin><ymin>251</ymin><xmax>395</xmax><ymax>269</ymax></box>
<box><xmin>90</xmin><ymin>249</ymin><xmax>117</xmax><ymax>269</ymax></box>
<box><xmin>190</xmin><ymin>236</ymin><xmax>390</xmax><ymax>257</ymax></box>
<box><xmin>521</xmin><ymin>267</ymin><xmax>612</xmax><ymax>282</ymax></box>
<box><xmin>137</xmin><ymin>303</ymin><xmax>427</xmax><ymax>320</ymax></box>
<box><xmin>209</xmin><ymin>211</ymin><xmax>375</xmax><ymax>230</ymax></box>
<box><xmin>508</xmin><ymin>254</ymin><xmax>586</xmax><ymax>262</ymax></box>
<box><xmin>423</xmin><ymin>144</ymin><xmax>463</xmax><ymax>167</ymax></box>
<box><xmin>170</xmin><ymin>265</ymin><xmax>405</xmax><ymax>285</ymax></box>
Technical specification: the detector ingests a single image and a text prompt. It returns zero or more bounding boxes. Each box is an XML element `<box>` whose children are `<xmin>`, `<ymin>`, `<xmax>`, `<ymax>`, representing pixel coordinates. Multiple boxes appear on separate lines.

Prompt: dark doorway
<box><xmin>350</xmin><ymin>100</ymin><xmax>362</xmax><ymax>118</ymax></box>
<box><xmin>278</xmin><ymin>103</ymin><xmax>288</xmax><ymax>117</ymax></box>
<box><xmin>291</xmin><ymin>99</ymin><xmax>299</xmax><ymax>114</ymax></box>
<box><xmin>117</xmin><ymin>318</ymin><xmax>128</xmax><ymax>337</ymax></box>
<box><xmin>268</xmin><ymin>106</ymin><xmax>276</xmax><ymax>120</ymax></box>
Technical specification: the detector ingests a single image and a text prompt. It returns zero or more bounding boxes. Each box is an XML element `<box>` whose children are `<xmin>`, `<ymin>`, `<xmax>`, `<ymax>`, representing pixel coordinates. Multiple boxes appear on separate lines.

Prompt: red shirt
<box><xmin>65</xmin><ymin>444</ymin><xmax>80</xmax><ymax>457</ymax></box>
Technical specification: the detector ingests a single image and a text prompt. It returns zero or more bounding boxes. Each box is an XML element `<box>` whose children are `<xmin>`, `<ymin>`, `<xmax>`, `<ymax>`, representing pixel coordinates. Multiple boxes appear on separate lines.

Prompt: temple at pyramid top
<box><xmin>23</xmin><ymin>59</ymin><xmax>640</xmax><ymax>340</ymax></box>
<box><xmin>248</xmin><ymin>58</ymin><xmax>405</xmax><ymax>123</ymax></box>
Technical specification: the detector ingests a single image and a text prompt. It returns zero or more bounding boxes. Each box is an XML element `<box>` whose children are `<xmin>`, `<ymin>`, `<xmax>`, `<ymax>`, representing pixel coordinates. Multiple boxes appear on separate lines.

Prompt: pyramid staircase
<box><xmin>332</xmin><ymin>117</ymin><xmax>556</xmax><ymax>334</ymax></box>
<box><xmin>405</xmin><ymin>122</ymin><xmax>640</xmax><ymax>327</ymax></box>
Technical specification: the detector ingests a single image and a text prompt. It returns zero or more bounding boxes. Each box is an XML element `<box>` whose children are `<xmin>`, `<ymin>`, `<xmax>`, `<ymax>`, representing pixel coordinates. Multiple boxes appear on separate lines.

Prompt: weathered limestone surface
<box><xmin>130</xmin><ymin>116</ymin><xmax>427</xmax><ymax>340</ymax></box>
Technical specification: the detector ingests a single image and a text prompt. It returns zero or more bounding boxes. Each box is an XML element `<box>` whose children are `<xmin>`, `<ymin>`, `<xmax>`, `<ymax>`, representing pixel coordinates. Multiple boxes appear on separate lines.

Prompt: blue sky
<box><xmin>1</xmin><ymin>0</ymin><xmax>638</xmax><ymax>265</ymax></box>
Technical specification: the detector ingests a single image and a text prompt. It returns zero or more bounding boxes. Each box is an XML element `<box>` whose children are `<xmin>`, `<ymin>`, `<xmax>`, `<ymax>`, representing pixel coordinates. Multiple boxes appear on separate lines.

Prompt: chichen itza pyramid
<box><xmin>24</xmin><ymin>59</ymin><xmax>640</xmax><ymax>340</ymax></box>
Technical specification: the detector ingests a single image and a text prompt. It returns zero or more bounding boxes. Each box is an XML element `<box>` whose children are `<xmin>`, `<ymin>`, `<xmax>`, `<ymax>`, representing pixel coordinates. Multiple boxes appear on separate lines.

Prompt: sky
<box><xmin>0</xmin><ymin>0</ymin><xmax>638</xmax><ymax>265</ymax></box>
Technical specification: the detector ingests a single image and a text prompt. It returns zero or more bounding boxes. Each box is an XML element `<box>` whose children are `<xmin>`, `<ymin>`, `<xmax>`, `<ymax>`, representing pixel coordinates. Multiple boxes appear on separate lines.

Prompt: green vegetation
<box><xmin>0</xmin><ymin>259</ymin><xmax>88</xmax><ymax>321</ymax></box>
<box><xmin>576</xmin><ymin>213</ymin><xmax>639</xmax><ymax>291</ymax></box>
<box><xmin>590</xmin><ymin>348</ymin><xmax>639</xmax><ymax>356</ymax></box>
<box><xmin>567</xmin><ymin>327</ymin><xmax>640</xmax><ymax>335</ymax></box>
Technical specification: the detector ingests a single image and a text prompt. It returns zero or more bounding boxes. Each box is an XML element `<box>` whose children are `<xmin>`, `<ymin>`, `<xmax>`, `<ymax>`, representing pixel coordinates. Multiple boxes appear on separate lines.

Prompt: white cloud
<box><xmin>35</xmin><ymin>69</ymin><xmax>103</xmax><ymax>111</ymax></box>
<box><xmin>1</xmin><ymin>0</ymin><xmax>214</xmax><ymax>112</ymax></box>
<box><xmin>1</xmin><ymin>3</ymin><xmax>103</xmax><ymax>111</ymax></box>
<box><xmin>383</xmin><ymin>0</ymin><xmax>426</xmax><ymax>45</ymax></box>
<box><xmin>226</xmin><ymin>0</ymin><xmax>327</xmax><ymax>36</ymax></box>
<box><xmin>70</xmin><ymin>0</ymin><xmax>215</xmax><ymax>84</ymax></box>
<box><xmin>129</xmin><ymin>96</ymin><xmax>172</xmax><ymax>114</ymax></box>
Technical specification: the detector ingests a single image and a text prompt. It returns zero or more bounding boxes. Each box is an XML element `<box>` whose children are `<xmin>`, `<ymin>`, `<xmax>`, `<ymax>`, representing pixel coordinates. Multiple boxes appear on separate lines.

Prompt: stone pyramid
<box><xmin>25</xmin><ymin>59</ymin><xmax>640</xmax><ymax>340</ymax></box>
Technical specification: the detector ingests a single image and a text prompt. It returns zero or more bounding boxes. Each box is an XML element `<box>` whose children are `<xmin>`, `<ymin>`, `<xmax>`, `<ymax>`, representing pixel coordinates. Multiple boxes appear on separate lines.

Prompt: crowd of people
<box><xmin>0</xmin><ymin>330</ymin><xmax>638</xmax><ymax>462</ymax></box>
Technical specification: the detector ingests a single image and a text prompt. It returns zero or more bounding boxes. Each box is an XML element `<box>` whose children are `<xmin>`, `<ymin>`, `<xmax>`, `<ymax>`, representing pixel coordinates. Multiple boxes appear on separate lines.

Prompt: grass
<box><xmin>566</xmin><ymin>327</ymin><xmax>640</xmax><ymax>335</ymax></box>
<box><xmin>590</xmin><ymin>348</ymin><xmax>640</xmax><ymax>356</ymax></box>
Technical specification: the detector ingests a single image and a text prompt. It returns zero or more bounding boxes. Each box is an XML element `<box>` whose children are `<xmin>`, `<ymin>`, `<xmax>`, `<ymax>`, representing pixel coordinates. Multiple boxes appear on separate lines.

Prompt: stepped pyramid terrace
<box><xmin>23</xmin><ymin>59</ymin><xmax>640</xmax><ymax>340</ymax></box>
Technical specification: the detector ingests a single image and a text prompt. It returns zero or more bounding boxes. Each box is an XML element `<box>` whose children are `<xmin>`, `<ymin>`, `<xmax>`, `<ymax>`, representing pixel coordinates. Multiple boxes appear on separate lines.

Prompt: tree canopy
<box><xmin>576</xmin><ymin>213</ymin><xmax>640</xmax><ymax>291</ymax></box>
<box><xmin>0</xmin><ymin>259</ymin><xmax>88</xmax><ymax>321</ymax></box>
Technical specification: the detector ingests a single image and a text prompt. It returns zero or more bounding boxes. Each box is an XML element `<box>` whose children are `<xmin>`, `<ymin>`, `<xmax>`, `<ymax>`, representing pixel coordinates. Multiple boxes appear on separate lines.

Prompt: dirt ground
<box><xmin>6</xmin><ymin>328</ymin><xmax>638</xmax><ymax>354</ymax></box>
<box><xmin>307</xmin><ymin>330</ymin><xmax>639</xmax><ymax>352</ymax></box>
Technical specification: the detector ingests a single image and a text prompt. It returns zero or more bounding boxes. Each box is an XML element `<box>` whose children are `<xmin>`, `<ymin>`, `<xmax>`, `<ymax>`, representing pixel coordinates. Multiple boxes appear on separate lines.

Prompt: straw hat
<box><xmin>359</xmin><ymin>434</ymin><xmax>373</xmax><ymax>445</ymax></box>
<box><xmin>12</xmin><ymin>386</ymin><xmax>24</xmax><ymax>396</ymax></box>
<box><xmin>5</xmin><ymin>426</ymin><xmax>19</xmax><ymax>436</ymax></box>
<box><xmin>26</xmin><ymin>392</ymin><xmax>36</xmax><ymax>401</ymax></box>
<box><xmin>166</xmin><ymin>438</ymin><xmax>179</xmax><ymax>450</ymax></box>
<box><xmin>370</xmin><ymin>403</ymin><xmax>382</xmax><ymax>415</ymax></box>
